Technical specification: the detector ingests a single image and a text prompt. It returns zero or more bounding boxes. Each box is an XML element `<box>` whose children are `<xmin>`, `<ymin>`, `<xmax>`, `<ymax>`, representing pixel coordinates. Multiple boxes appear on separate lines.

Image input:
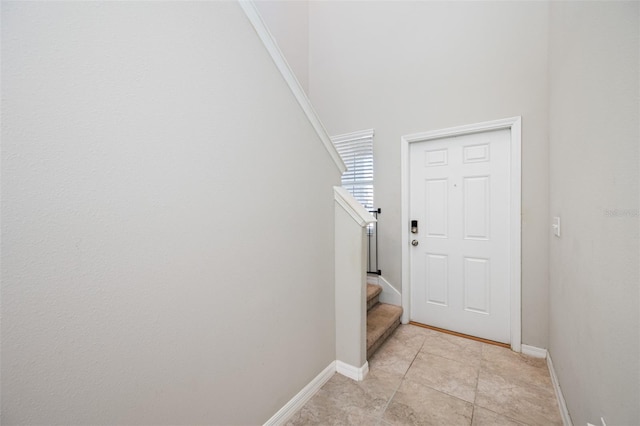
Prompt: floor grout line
<box><xmin>289</xmin><ymin>324</ymin><xmax>562</xmax><ymax>425</ymax></box>
<box><xmin>377</xmin><ymin>332</ymin><xmax>428</xmax><ymax>420</ymax></box>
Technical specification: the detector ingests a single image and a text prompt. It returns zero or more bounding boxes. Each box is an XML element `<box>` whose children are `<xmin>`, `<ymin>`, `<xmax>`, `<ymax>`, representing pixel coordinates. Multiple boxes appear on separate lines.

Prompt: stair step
<box><xmin>366</xmin><ymin>284</ymin><xmax>383</xmax><ymax>311</ymax></box>
<box><xmin>366</xmin><ymin>303</ymin><xmax>403</xmax><ymax>359</ymax></box>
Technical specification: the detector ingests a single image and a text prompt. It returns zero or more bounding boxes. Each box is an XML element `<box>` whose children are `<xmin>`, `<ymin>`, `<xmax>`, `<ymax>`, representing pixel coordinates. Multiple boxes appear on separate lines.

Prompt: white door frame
<box><xmin>400</xmin><ymin>117</ymin><xmax>522</xmax><ymax>352</ymax></box>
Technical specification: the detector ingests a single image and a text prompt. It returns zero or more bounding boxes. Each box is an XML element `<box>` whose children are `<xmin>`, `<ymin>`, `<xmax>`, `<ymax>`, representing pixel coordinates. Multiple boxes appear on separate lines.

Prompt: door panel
<box><xmin>463</xmin><ymin>256</ymin><xmax>490</xmax><ymax>314</ymax></box>
<box><xmin>409</xmin><ymin>129</ymin><xmax>510</xmax><ymax>343</ymax></box>
<box><xmin>425</xmin><ymin>253</ymin><xmax>448</xmax><ymax>306</ymax></box>
<box><xmin>425</xmin><ymin>179</ymin><xmax>448</xmax><ymax>238</ymax></box>
<box><xmin>463</xmin><ymin>176</ymin><xmax>490</xmax><ymax>240</ymax></box>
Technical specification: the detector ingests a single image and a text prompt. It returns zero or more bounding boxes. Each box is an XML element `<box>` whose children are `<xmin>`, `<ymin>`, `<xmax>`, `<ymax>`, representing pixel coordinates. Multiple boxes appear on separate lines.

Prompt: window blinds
<box><xmin>332</xmin><ymin>129</ymin><xmax>374</xmax><ymax>210</ymax></box>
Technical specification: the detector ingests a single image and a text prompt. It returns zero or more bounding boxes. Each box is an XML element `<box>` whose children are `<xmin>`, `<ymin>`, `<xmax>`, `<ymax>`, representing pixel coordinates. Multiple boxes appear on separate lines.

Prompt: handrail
<box><xmin>333</xmin><ymin>187</ymin><xmax>376</xmax><ymax>227</ymax></box>
<box><xmin>238</xmin><ymin>0</ymin><xmax>347</xmax><ymax>174</ymax></box>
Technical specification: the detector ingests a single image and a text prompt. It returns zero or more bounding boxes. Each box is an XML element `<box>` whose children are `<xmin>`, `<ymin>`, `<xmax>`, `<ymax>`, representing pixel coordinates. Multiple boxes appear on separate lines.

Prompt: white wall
<box><xmin>1</xmin><ymin>2</ymin><xmax>340</xmax><ymax>424</ymax></box>
<box><xmin>255</xmin><ymin>0</ymin><xmax>309</xmax><ymax>93</ymax></box>
<box><xmin>308</xmin><ymin>1</ymin><xmax>550</xmax><ymax>348</ymax></box>
<box><xmin>548</xmin><ymin>2</ymin><xmax>639</xmax><ymax>425</ymax></box>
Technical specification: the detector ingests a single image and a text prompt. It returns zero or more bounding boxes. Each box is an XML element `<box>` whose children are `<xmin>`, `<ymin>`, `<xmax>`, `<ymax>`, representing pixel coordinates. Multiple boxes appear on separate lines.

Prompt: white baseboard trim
<box><xmin>547</xmin><ymin>353</ymin><xmax>573</xmax><ymax>426</ymax></box>
<box><xmin>263</xmin><ymin>361</ymin><xmax>336</xmax><ymax>426</ymax></box>
<box><xmin>521</xmin><ymin>344</ymin><xmax>548</xmax><ymax>359</ymax></box>
<box><xmin>377</xmin><ymin>276</ymin><xmax>402</xmax><ymax>306</ymax></box>
<box><xmin>367</xmin><ymin>275</ymin><xmax>402</xmax><ymax>307</ymax></box>
<box><xmin>336</xmin><ymin>360</ymin><xmax>369</xmax><ymax>381</ymax></box>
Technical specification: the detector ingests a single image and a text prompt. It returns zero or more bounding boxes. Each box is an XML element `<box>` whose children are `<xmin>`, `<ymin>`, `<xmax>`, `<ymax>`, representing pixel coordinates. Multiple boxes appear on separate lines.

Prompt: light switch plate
<box><xmin>552</xmin><ymin>217</ymin><xmax>561</xmax><ymax>237</ymax></box>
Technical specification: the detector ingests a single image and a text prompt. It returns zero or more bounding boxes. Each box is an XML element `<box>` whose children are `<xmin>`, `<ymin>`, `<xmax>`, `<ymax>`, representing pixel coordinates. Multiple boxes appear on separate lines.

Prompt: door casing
<box><xmin>400</xmin><ymin>117</ymin><xmax>522</xmax><ymax>352</ymax></box>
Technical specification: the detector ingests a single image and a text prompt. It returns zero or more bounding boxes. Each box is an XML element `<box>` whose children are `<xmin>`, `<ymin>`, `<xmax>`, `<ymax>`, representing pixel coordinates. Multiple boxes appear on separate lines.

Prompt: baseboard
<box><xmin>521</xmin><ymin>344</ymin><xmax>548</xmax><ymax>359</ymax></box>
<box><xmin>519</xmin><ymin>344</ymin><xmax>572</xmax><ymax>426</ymax></box>
<box><xmin>263</xmin><ymin>361</ymin><xmax>336</xmax><ymax>426</ymax></box>
<box><xmin>336</xmin><ymin>360</ymin><xmax>369</xmax><ymax>381</ymax></box>
<box><xmin>547</xmin><ymin>353</ymin><xmax>573</xmax><ymax>426</ymax></box>
<box><xmin>377</xmin><ymin>276</ymin><xmax>402</xmax><ymax>306</ymax></box>
<box><xmin>367</xmin><ymin>274</ymin><xmax>402</xmax><ymax>307</ymax></box>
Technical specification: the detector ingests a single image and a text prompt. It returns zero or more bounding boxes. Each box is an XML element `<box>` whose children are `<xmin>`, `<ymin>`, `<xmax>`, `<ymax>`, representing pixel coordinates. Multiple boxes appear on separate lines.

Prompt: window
<box><xmin>332</xmin><ymin>129</ymin><xmax>374</xmax><ymax>210</ymax></box>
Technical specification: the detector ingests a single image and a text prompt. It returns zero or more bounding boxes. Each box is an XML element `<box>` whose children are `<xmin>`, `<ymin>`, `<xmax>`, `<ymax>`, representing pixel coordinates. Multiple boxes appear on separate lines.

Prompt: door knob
<box><xmin>411</xmin><ymin>240</ymin><xmax>419</xmax><ymax>246</ymax></box>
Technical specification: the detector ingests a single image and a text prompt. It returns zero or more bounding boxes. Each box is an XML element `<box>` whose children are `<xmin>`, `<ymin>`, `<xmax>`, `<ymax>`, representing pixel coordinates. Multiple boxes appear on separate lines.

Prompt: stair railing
<box><xmin>367</xmin><ymin>209</ymin><xmax>381</xmax><ymax>275</ymax></box>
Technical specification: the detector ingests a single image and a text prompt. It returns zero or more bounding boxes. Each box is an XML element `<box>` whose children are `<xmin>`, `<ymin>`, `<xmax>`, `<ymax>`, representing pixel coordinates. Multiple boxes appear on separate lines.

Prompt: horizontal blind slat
<box><xmin>333</xmin><ymin>131</ymin><xmax>375</xmax><ymax>209</ymax></box>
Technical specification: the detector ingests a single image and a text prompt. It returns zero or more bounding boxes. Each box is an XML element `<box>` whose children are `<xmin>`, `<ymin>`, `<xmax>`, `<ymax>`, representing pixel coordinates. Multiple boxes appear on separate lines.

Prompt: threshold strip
<box><xmin>409</xmin><ymin>321</ymin><xmax>510</xmax><ymax>348</ymax></box>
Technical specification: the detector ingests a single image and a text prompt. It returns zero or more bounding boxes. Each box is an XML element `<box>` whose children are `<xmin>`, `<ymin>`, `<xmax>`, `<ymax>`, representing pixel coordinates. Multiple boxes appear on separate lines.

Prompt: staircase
<box><xmin>366</xmin><ymin>283</ymin><xmax>403</xmax><ymax>359</ymax></box>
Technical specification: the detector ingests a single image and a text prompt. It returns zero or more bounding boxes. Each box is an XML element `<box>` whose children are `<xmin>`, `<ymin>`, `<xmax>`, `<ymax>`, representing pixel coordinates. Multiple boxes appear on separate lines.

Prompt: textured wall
<box><xmin>308</xmin><ymin>1</ymin><xmax>550</xmax><ymax>348</ymax></box>
<box><xmin>1</xmin><ymin>2</ymin><xmax>339</xmax><ymax>424</ymax></box>
<box><xmin>548</xmin><ymin>2</ymin><xmax>639</xmax><ymax>425</ymax></box>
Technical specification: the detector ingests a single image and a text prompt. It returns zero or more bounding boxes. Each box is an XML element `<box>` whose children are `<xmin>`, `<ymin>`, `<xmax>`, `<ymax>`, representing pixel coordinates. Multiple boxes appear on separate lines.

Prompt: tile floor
<box><xmin>286</xmin><ymin>325</ymin><xmax>563</xmax><ymax>426</ymax></box>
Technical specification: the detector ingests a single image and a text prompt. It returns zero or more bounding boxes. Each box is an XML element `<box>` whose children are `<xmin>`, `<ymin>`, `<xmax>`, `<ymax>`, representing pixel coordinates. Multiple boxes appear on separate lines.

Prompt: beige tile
<box><xmin>404</xmin><ymin>352</ymin><xmax>479</xmax><ymax>403</ymax></box>
<box><xmin>471</xmin><ymin>406</ymin><xmax>526</xmax><ymax>426</ymax></box>
<box><xmin>286</xmin><ymin>401</ymin><xmax>381</xmax><ymax>426</ymax></box>
<box><xmin>285</xmin><ymin>384</ymin><xmax>385</xmax><ymax>425</ymax></box>
<box><xmin>284</xmin><ymin>389</ymin><xmax>348</xmax><ymax>426</ymax></box>
<box><xmin>319</xmin><ymin>369</ymin><xmax>402</xmax><ymax>418</ymax></box>
<box><xmin>389</xmin><ymin>324</ymin><xmax>432</xmax><ymax>351</ymax></box>
<box><xmin>369</xmin><ymin>333</ymin><xmax>421</xmax><ymax>377</ymax></box>
<box><xmin>475</xmin><ymin>370</ymin><xmax>563</xmax><ymax>425</ymax></box>
<box><xmin>383</xmin><ymin>379</ymin><xmax>473</xmax><ymax>426</ymax></box>
<box><xmin>482</xmin><ymin>344</ymin><xmax>547</xmax><ymax>369</ymax></box>
<box><xmin>420</xmin><ymin>331</ymin><xmax>484</xmax><ymax>368</ymax></box>
<box><xmin>481</xmin><ymin>344</ymin><xmax>553</xmax><ymax>391</ymax></box>
<box><xmin>289</xmin><ymin>329</ymin><xmax>561</xmax><ymax>426</ymax></box>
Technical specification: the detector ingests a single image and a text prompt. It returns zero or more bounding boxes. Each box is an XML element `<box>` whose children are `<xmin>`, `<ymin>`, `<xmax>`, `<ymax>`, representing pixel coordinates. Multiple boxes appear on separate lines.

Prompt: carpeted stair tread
<box><xmin>366</xmin><ymin>284</ymin><xmax>383</xmax><ymax>311</ymax></box>
<box><xmin>366</xmin><ymin>303</ymin><xmax>403</xmax><ymax>354</ymax></box>
<box><xmin>366</xmin><ymin>284</ymin><xmax>382</xmax><ymax>303</ymax></box>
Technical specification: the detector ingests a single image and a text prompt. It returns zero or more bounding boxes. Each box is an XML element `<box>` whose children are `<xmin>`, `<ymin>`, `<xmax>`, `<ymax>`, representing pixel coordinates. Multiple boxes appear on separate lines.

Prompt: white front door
<box><xmin>409</xmin><ymin>128</ymin><xmax>511</xmax><ymax>343</ymax></box>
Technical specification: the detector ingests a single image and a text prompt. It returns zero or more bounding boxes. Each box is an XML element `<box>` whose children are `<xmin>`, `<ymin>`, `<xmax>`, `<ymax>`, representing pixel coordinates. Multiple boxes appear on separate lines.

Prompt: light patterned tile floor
<box><xmin>286</xmin><ymin>325</ymin><xmax>562</xmax><ymax>426</ymax></box>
